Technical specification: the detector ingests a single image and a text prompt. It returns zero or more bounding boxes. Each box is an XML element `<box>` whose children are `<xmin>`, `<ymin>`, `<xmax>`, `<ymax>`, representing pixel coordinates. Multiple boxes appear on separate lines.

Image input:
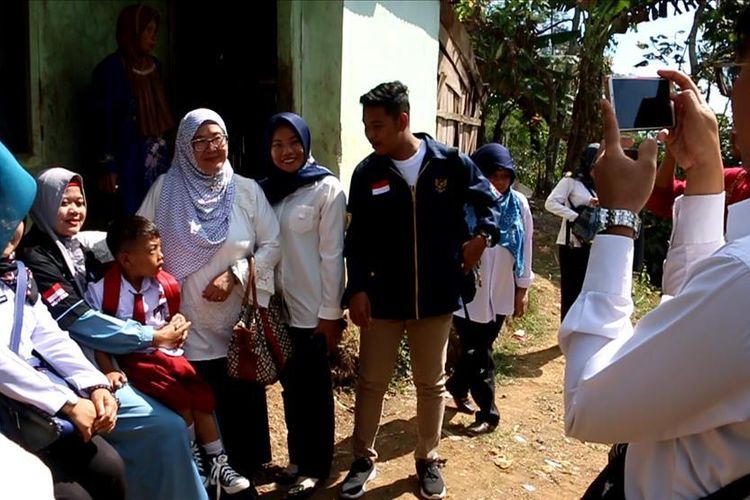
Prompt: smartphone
<box><xmin>608</xmin><ymin>77</ymin><xmax>675</xmax><ymax>131</ymax></box>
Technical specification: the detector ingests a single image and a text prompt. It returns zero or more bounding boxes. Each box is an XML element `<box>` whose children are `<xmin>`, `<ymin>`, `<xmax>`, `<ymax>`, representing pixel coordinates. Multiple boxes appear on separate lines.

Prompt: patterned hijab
<box><xmin>156</xmin><ymin>108</ymin><xmax>235</xmax><ymax>282</ymax></box>
<box><xmin>471</xmin><ymin>144</ymin><xmax>526</xmax><ymax>277</ymax></box>
<box><xmin>30</xmin><ymin>168</ymin><xmax>89</xmax><ymax>295</ymax></box>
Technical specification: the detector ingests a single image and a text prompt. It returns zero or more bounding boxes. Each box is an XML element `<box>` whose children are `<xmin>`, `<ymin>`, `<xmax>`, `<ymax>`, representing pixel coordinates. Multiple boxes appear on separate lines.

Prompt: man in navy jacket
<box><xmin>340</xmin><ymin>81</ymin><xmax>499</xmax><ymax>500</ymax></box>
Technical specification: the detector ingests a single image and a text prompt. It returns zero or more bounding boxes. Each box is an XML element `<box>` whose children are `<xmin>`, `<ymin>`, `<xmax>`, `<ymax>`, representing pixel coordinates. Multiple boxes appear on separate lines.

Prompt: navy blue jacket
<box><xmin>343</xmin><ymin>134</ymin><xmax>500</xmax><ymax>320</ymax></box>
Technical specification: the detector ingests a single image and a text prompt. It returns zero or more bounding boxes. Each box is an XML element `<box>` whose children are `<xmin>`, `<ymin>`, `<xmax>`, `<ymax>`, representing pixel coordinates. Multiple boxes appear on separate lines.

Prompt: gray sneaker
<box><xmin>340</xmin><ymin>457</ymin><xmax>377</xmax><ymax>499</ymax></box>
<box><xmin>416</xmin><ymin>459</ymin><xmax>446</xmax><ymax>499</ymax></box>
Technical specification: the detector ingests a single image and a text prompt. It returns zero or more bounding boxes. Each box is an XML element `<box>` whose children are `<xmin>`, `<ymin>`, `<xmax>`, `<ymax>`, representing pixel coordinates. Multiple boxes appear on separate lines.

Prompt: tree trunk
<box><xmin>563</xmin><ymin>21</ymin><xmax>609</xmax><ymax>174</ymax></box>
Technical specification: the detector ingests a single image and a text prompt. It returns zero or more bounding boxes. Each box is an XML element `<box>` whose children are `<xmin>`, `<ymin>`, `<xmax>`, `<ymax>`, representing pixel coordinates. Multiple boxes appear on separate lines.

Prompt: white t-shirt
<box><xmin>391</xmin><ymin>140</ymin><xmax>426</xmax><ymax>187</ymax></box>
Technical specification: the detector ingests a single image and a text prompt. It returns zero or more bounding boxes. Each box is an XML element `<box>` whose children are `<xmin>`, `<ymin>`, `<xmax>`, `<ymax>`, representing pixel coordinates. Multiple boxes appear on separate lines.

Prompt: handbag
<box><xmin>0</xmin><ymin>261</ymin><xmax>76</xmax><ymax>451</ymax></box>
<box><xmin>227</xmin><ymin>257</ymin><xmax>293</xmax><ymax>385</ymax></box>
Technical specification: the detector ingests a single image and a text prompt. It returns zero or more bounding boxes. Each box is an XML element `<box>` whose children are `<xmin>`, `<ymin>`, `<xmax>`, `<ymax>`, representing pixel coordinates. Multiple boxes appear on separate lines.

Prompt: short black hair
<box><xmin>738</xmin><ymin>5</ymin><xmax>750</xmax><ymax>58</ymax></box>
<box><xmin>359</xmin><ymin>81</ymin><xmax>410</xmax><ymax>118</ymax></box>
<box><xmin>106</xmin><ymin>215</ymin><xmax>160</xmax><ymax>257</ymax></box>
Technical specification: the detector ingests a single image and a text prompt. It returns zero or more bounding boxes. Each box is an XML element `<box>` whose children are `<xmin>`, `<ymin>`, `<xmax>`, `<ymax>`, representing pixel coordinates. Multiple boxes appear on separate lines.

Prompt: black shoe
<box><xmin>452</xmin><ymin>396</ymin><xmax>478</xmax><ymax>414</ymax></box>
<box><xmin>340</xmin><ymin>458</ymin><xmax>376</xmax><ymax>499</ymax></box>
<box><xmin>416</xmin><ymin>459</ymin><xmax>446</xmax><ymax>499</ymax></box>
<box><xmin>467</xmin><ymin>421</ymin><xmax>497</xmax><ymax>435</ymax></box>
<box><xmin>286</xmin><ymin>476</ymin><xmax>320</xmax><ymax>499</ymax></box>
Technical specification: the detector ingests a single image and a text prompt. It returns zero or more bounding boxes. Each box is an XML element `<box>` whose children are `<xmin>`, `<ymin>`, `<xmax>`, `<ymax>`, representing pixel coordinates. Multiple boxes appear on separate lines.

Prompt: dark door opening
<box><xmin>170</xmin><ymin>1</ymin><xmax>278</xmax><ymax>179</ymax></box>
<box><xmin>0</xmin><ymin>0</ymin><xmax>31</xmax><ymax>154</ymax></box>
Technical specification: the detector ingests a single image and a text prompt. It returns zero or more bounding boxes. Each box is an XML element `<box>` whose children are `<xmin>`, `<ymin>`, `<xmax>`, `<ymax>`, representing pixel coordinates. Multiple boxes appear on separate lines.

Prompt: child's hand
<box><xmin>170</xmin><ymin>313</ymin><xmax>187</xmax><ymax>327</ymax></box>
<box><xmin>106</xmin><ymin>371</ymin><xmax>127</xmax><ymax>389</ymax></box>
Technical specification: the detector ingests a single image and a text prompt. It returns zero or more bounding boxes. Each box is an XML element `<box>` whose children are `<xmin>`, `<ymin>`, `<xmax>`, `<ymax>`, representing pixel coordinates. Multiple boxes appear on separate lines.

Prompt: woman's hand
<box><xmin>90</xmin><ymin>389</ymin><xmax>118</xmax><ymax>435</ymax></box>
<box><xmin>462</xmin><ymin>235</ymin><xmax>487</xmax><ymax>272</ymax></box>
<box><xmin>60</xmin><ymin>398</ymin><xmax>98</xmax><ymax>442</ymax></box>
<box><xmin>202</xmin><ymin>269</ymin><xmax>237</xmax><ymax>302</ymax></box>
<box><xmin>513</xmin><ymin>288</ymin><xmax>528</xmax><ymax>318</ymax></box>
<box><xmin>316</xmin><ymin>319</ymin><xmax>344</xmax><ymax>354</ymax></box>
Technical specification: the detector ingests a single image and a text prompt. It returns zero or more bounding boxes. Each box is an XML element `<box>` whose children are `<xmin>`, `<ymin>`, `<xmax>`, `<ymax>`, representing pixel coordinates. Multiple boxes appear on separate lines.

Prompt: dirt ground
<box><xmin>257</xmin><ymin>201</ymin><xmax>610</xmax><ymax>499</ymax></box>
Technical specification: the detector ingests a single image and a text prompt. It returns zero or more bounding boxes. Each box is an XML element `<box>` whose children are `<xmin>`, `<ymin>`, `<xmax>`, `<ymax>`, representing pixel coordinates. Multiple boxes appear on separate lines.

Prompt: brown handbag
<box><xmin>226</xmin><ymin>257</ymin><xmax>292</xmax><ymax>385</ymax></box>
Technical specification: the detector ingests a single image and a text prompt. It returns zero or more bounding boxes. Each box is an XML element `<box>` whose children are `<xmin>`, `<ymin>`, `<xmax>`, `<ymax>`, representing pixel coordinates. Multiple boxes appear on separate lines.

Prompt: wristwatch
<box><xmin>572</xmin><ymin>206</ymin><xmax>641</xmax><ymax>243</ymax></box>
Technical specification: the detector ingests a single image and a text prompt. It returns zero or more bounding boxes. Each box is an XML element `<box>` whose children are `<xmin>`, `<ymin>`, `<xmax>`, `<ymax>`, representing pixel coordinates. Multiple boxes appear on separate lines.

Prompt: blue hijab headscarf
<box><xmin>471</xmin><ymin>143</ymin><xmax>526</xmax><ymax>277</ymax></box>
<box><xmin>259</xmin><ymin>112</ymin><xmax>333</xmax><ymax>205</ymax></box>
<box><xmin>0</xmin><ymin>141</ymin><xmax>38</xmax><ymax>303</ymax></box>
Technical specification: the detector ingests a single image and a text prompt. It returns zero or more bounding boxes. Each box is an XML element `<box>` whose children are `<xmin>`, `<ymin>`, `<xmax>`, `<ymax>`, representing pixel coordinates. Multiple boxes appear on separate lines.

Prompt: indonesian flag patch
<box><xmin>42</xmin><ymin>283</ymin><xmax>69</xmax><ymax>307</ymax></box>
<box><xmin>371</xmin><ymin>180</ymin><xmax>390</xmax><ymax>196</ymax></box>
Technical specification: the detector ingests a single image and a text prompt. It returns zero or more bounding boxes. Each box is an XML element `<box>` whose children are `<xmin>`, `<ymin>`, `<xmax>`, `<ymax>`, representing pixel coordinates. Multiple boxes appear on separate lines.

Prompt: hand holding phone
<box><xmin>608</xmin><ymin>76</ymin><xmax>675</xmax><ymax>131</ymax></box>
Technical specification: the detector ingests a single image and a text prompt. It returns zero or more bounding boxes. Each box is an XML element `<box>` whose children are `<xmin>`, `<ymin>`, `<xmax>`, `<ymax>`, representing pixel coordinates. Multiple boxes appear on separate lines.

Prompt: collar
<box><xmin>121</xmin><ymin>275</ymin><xmax>159</xmax><ymax>296</ymax></box>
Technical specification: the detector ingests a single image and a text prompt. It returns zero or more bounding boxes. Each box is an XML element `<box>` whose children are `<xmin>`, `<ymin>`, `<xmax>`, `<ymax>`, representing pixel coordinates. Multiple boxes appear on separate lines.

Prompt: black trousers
<box><xmin>279</xmin><ymin>328</ymin><xmax>335</xmax><ymax>480</ymax></box>
<box><xmin>558</xmin><ymin>244</ymin><xmax>591</xmax><ymax>321</ymax></box>
<box><xmin>41</xmin><ymin>434</ymin><xmax>127</xmax><ymax>500</ymax></box>
<box><xmin>446</xmin><ymin>314</ymin><xmax>505</xmax><ymax>426</ymax></box>
<box><xmin>193</xmin><ymin>357</ymin><xmax>271</xmax><ymax>476</ymax></box>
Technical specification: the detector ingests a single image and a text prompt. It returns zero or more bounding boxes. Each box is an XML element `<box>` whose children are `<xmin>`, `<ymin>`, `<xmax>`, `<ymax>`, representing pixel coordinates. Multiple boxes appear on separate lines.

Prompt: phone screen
<box><xmin>609</xmin><ymin>77</ymin><xmax>674</xmax><ymax>131</ymax></box>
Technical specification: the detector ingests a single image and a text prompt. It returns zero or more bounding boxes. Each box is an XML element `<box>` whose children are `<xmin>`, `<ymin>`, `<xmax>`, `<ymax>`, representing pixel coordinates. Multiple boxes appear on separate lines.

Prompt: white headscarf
<box><xmin>156</xmin><ymin>108</ymin><xmax>236</xmax><ymax>281</ymax></box>
<box><xmin>30</xmin><ymin>168</ymin><xmax>89</xmax><ymax>295</ymax></box>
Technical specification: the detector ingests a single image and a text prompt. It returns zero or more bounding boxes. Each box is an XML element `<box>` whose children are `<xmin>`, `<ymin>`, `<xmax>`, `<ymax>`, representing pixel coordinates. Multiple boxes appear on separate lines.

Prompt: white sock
<box><xmin>202</xmin><ymin>439</ymin><xmax>223</xmax><ymax>457</ymax></box>
<box><xmin>187</xmin><ymin>424</ymin><xmax>196</xmax><ymax>442</ymax></box>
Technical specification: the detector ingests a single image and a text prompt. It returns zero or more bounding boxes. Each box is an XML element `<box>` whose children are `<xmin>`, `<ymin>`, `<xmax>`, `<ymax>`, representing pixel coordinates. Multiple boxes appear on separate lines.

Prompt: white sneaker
<box><xmin>209</xmin><ymin>453</ymin><xmax>252</xmax><ymax>496</ymax></box>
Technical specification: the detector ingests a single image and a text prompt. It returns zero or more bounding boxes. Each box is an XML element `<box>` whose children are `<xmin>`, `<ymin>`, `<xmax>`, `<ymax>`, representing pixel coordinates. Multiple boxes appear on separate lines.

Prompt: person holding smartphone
<box><xmin>564</xmin><ymin>7</ymin><xmax>750</xmax><ymax>497</ymax></box>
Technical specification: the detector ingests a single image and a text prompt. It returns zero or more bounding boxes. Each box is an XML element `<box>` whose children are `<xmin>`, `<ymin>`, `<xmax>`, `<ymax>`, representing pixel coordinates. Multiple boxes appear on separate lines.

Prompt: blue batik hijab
<box><xmin>259</xmin><ymin>112</ymin><xmax>333</xmax><ymax>205</ymax></box>
<box><xmin>471</xmin><ymin>144</ymin><xmax>526</xmax><ymax>277</ymax></box>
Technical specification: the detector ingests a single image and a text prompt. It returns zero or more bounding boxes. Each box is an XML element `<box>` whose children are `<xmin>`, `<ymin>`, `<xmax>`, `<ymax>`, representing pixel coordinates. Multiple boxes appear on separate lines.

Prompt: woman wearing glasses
<box><xmin>138</xmin><ymin>108</ymin><xmax>281</xmax><ymax>487</ymax></box>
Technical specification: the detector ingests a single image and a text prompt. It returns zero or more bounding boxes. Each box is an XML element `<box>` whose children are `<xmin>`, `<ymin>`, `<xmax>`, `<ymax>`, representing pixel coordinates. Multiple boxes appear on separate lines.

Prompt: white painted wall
<box><xmin>338</xmin><ymin>0</ymin><xmax>440</xmax><ymax>192</ymax></box>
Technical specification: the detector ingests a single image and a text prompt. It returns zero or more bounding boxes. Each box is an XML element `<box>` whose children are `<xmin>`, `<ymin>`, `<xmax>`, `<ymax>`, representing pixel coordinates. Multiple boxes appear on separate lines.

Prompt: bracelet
<box><xmin>83</xmin><ymin>384</ymin><xmax>114</xmax><ymax>396</ymax></box>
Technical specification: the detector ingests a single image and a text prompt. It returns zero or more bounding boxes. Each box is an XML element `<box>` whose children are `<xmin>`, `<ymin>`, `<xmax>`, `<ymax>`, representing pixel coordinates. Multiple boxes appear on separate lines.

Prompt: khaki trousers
<box><xmin>352</xmin><ymin>314</ymin><xmax>451</xmax><ymax>461</ymax></box>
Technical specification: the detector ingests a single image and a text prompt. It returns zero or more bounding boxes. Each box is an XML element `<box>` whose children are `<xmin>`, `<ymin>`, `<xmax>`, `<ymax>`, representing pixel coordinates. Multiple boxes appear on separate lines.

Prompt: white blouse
<box><xmin>544</xmin><ymin>176</ymin><xmax>597</xmax><ymax>247</ymax></box>
<box><xmin>455</xmin><ymin>190</ymin><xmax>534</xmax><ymax>322</ymax></box>
<box><xmin>273</xmin><ymin>176</ymin><xmax>346</xmax><ymax>329</ymax></box>
<box><xmin>138</xmin><ymin>175</ymin><xmax>281</xmax><ymax>361</ymax></box>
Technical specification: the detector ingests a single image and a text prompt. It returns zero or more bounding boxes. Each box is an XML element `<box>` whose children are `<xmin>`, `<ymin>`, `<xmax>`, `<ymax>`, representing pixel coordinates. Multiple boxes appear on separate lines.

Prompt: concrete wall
<box><xmin>24</xmin><ymin>0</ymin><xmax>168</xmax><ymax>173</ymax></box>
<box><xmin>338</xmin><ymin>0</ymin><xmax>440</xmax><ymax>191</ymax></box>
<box><xmin>277</xmin><ymin>0</ymin><xmax>344</xmax><ymax>175</ymax></box>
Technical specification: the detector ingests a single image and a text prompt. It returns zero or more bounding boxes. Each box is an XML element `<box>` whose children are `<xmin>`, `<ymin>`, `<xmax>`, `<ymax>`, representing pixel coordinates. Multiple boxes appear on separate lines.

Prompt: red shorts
<box><xmin>117</xmin><ymin>350</ymin><xmax>215</xmax><ymax>414</ymax></box>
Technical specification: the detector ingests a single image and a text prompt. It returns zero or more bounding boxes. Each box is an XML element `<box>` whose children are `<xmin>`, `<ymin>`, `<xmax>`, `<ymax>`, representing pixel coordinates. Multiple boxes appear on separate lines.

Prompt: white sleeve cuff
<box><xmin>318</xmin><ymin>306</ymin><xmax>344</xmax><ymax>321</ymax></box>
<box><xmin>582</xmin><ymin>235</ymin><xmax>634</xmax><ymax>297</ymax></box>
<box><xmin>671</xmin><ymin>193</ymin><xmax>725</xmax><ymax>245</ymax></box>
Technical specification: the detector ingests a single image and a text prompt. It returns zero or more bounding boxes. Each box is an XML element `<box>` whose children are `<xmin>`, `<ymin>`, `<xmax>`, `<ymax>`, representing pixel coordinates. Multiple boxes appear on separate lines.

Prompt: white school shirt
<box><xmin>560</xmin><ymin>192</ymin><xmax>750</xmax><ymax>499</ymax></box>
<box><xmin>391</xmin><ymin>140</ymin><xmax>426</xmax><ymax>187</ymax></box>
<box><xmin>85</xmin><ymin>275</ymin><xmax>182</xmax><ymax>356</ymax></box>
<box><xmin>138</xmin><ymin>174</ymin><xmax>281</xmax><ymax>361</ymax></box>
<box><xmin>274</xmin><ymin>176</ymin><xmax>346</xmax><ymax>328</ymax></box>
<box><xmin>0</xmin><ymin>281</ymin><xmax>109</xmax><ymax>415</ymax></box>
<box><xmin>544</xmin><ymin>176</ymin><xmax>596</xmax><ymax>247</ymax></box>
<box><xmin>455</xmin><ymin>190</ymin><xmax>535</xmax><ymax>322</ymax></box>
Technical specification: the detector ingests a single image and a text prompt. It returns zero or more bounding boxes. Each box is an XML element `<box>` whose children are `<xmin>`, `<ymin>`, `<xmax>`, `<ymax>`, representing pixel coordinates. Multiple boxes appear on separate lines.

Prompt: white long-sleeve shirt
<box><xmin>138</xmin><ymin>175</ymin><xmax>281</xmax><ymax>361</ymax></box>
<box><xmin>545</xmin><ymin>176</ymin><xmax>597</xmax><ymax>247</ymax></box>
<box><xmin>0</xmin><ymin>281</ymin><xmax>109</xmax><ymax>415</ymax></box>
<box><xmin>455</xmin><ymin>190</ymin><xmax>534</xmax><ymax>322</ymax></box>
<box><xmin>559</xmin><ymin>192</ymin><xmax>750</xmax><ymax>498</ymax></box>
<box><xmin>274</xmin><ymin>176</ymin><xmax>346</xmax><ymax>328</ymax></box>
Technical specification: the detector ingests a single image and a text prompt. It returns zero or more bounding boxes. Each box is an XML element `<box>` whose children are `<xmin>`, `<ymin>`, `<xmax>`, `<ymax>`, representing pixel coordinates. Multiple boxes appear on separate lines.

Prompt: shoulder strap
<box><xmin>10</xmin><ymin>262</ymin><xmax>27</xmax><ymax>354</ymax></box>
<box><xmin>101</xmin><ymin>264</ymin><xmax>121</xmax><ymax>317</ymax></box>
<box><xmin>156</xmin><ymin>270</ymin><xmax>181</xmax><ymax>320</ymax></box>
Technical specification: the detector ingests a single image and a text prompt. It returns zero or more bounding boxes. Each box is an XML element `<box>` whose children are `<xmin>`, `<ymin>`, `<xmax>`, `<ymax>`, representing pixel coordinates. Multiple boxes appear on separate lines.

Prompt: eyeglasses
<box><xmin>713</xmin><ymin>60</ymin><xmax>750</xmax><ymax>97</ymax></box>
<box><xmin>191</xmin><ymin>134</ymin><xmax>227</xmax><ymax>152</ymax></box>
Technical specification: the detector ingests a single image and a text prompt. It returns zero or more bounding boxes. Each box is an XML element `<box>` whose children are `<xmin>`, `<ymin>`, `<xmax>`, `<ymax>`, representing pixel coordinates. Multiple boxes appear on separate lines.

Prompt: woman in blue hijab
<box><xmin>260</xmin><ymin>113</ymin><xmax>346</xmax><ymax>498</ymax></box>
<box><xmin>447</xmin><ymin>143</ymin><xmax>534</xmax><ymax>435</ymax></box>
